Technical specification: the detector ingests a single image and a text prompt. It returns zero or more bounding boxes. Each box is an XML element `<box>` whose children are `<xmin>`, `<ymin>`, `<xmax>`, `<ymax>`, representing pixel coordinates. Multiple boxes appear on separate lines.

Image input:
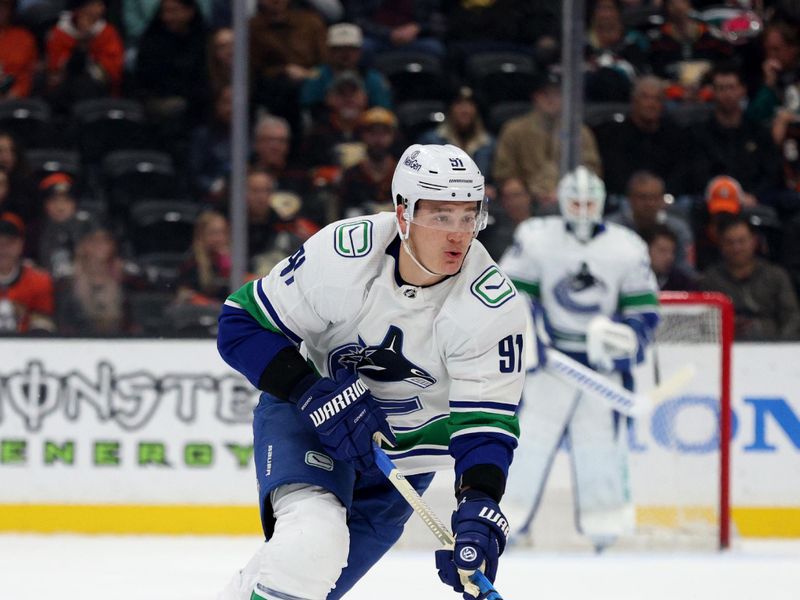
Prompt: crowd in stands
<box><xmin>0</xmin><ymin>0</ymin><xmax>799</xmax><ymax>341</ymax></box>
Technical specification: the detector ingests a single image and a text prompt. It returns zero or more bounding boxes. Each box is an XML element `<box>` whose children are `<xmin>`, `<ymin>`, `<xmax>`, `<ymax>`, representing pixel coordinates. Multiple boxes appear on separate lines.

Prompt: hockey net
<box><xmin>397</xmin><ymin>291</ymin><xmax>733</xmax><ymax>552</ymax></box>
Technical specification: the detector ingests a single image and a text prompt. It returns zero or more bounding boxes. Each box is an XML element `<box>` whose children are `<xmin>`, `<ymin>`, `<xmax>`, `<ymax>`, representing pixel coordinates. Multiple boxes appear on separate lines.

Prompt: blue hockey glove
<box><xmin>435</xmin><ymin>490</ymin><xmax>509</xmax><ymax>599</ymax></box>
<box><xmin>293</xmin><ymin>370</ymin><xmax>396</xmax><ymax>472</ymax></box>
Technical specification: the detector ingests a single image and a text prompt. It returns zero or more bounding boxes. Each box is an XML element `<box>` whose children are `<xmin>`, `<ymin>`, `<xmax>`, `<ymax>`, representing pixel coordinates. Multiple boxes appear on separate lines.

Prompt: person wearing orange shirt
<box><xmin>45</xmin><ymin>0</ymin><xmax>124</xmax><ymax>104</ymax></box>
<box><xmin>0</xmin><ymin>0</ymin><xmax>38</xmax><ymax>97</ymax></box>
<box><xmin>0</xmin><ymin>213</ymin><xmax>55</xmax><ymax>333</ymax></box>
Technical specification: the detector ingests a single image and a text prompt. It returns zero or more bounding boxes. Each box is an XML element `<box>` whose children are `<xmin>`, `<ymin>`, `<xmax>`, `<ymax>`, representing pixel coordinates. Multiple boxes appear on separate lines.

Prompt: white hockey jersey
<box><xmin>228</xmin><ymin>212</ymin><xmax>527</xmax><ymax>474</ymax></box>
<box><xmin>499</xmin><ymin>217</ymin><xmax>659</xmax><ymax>353</ymax></box>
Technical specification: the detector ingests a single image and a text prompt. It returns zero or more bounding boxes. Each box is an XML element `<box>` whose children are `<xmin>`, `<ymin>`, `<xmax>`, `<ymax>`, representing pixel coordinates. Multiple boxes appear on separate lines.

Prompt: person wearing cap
<box><xmin>0</xmin><ymin>212</ymin><xmax>55</xmax><ymax>334</ymax></box>
<box><xmin>338</xmin><ymin>107</ymin><xmax>399</xmax><ymax>218</ymax></box>
<box><xmin>695</xmin><ymin>174</ymin><xmax>743</xmax><ymax>270</ymax></box>
<box><xmin>608</xmin><ymin>170</ymin><xmax>695</xmax><ymax>274</ymax></box>
<box><xmin>301</xmin><ymin>70</ymin><xmax>369</xmax><ymax>168</ymax></box>
<box><xmin>300</xmin><ymin>22</ymin><xmax>392</xmax><ymax>113</ymax></box>
<box><xmin>418</xmin><ymin>85</ymin><xmax>494</xmax><ymax>178</ymax></box>
<box><xmin>700</xmin><ymin>213</ymin><xmax>800</xmax><ymax>340</ymax></box>
<box><xmin>494</xmin><ymin>69</ymin><xmax>602</xmax><ymax>209</ymax></box>
<box><xmin>45</xmin><ymin>0</ymin><xmax>124</xmax><ymax>105</ymax></box>
<box><xmin>34</xmin><ymin>172</ymin><xmax>94</xmax><ymax>279</ymax></box>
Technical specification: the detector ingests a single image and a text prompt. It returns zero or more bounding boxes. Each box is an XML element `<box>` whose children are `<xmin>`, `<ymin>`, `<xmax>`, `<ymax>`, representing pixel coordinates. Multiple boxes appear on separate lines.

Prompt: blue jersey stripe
<box><xmin>256</xmin><ymin>279</ymin><xmax>303</xmax><ymax>346</ymax></box>
<box><xmin>449</xmin><ymin>400</ymin><xmax>518</xmax><ymax>413</ymax></box>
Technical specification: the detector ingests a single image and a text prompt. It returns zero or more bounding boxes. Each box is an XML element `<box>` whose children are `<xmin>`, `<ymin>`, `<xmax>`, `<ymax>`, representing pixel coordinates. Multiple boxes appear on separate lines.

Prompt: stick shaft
<box><xmin>372</xmin><ymin>444</ymin><xmax>504</xmax><ymax>600</ymax></box>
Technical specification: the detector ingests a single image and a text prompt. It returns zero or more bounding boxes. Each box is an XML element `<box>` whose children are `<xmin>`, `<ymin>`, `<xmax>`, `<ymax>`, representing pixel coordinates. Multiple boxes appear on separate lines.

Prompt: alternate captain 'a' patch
<box><xmin>470</xmin><ymin>266</ymin><xmax>516</xmax><ymax>308</ymax></box>
<box><xmin>333</xmin><ymin>220</ymin><xmax>373</xmax><ymax>258</ymax></box>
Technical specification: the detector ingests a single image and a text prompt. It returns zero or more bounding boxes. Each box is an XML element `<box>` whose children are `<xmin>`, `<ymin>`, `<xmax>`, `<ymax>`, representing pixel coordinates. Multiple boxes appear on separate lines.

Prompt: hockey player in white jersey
<box><xmin>217</xmin><ymin>144</ymin><xmax>528</xmax><ymax>599</ymax></box>
<box><xmin>500</xmin><ymin>166</ymin><xmax>660</xmax><ymax>551</ymax></box>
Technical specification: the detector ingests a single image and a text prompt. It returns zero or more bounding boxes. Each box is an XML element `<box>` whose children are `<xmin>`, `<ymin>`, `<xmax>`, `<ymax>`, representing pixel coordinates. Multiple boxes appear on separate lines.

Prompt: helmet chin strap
<box><xmin>401</xmin><ymin>233</ymin><xmax>446</xmax><ymax>278</ymax></box>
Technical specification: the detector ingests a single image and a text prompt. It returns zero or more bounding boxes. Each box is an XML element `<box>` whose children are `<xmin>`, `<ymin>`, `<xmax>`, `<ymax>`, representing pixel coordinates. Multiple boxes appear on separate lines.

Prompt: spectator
<box><xmin>301</xmin><ymin>71</ymin><xmax>369</xmax><ymax>169</ymax></box>
<box><xmin>0</xmin><ymin>131</ymin><xmax>34</xmax><ymax>222</ymax></box>
<box><xmin>338</xmin><ymin>107</ymin><xmax>398</xmax><ymax>218</ymax></box>
<box><xmin>300</xmin><ymin>23</ymin><xmax>392</xmax><ymax>115</ymax></box>
<box><xmin>700</xmin><ymin>214</ymin><xmax>800</xmax><ymax>340</ymax></box>
<box><xmin>0</xmin><ymin>0</ymin><xmax>38</xmax><ymax>98</ymax></box>
<box><xmin>608</xmin><ymin>170</ymin><xmax>695</xmax><ymax>273</ymax></box>
<box><xmin>594</xmin><ymin>75</ymin><xmax>690</xmax><ymax>195</ymax></box>
<box><xmin>34</xmin><ymin>172</ymin><xmax>93</xmax><ymax>279</ymax></box>
<box><xmin>493</xmin><ymin>70</ymin><xmax>602</xmax><ymax>211</ymax></box>
<box><xmin>176</xmin><ymin>210</ymin><xmax>231</xmax><ymax>305</ymax></box>
<box><xmin>0</xmin><ymin>213</ymin><xmax>55</xmax><ymax>334</ymax></box>
<box><xmin>418</xmin><ymin>85</ymin><xmax>495</xmax><ymax>177</ymax></box>
<box><xmin>55</xmin><ymin>225</ymin><xmax>133</xmax><ymax>335</ymax></box>
<box><xmin>642</xmin><ymin>224</ymin><xmax>698</xmax><ymax>290</ymax></box>
<box><xmin>207</xmin><ymin>25</ymin><xmax>233</xmax><ymax>92</ymax></box>
<box><xmin>45</xmin><ymin>0</ymin><xmax>125</xmax><ymax>109</ymax></box>
<box><xmin>695</xmin><ymin>174</ymin><xmax>743</xmax><ymax>270</ymax></box>
<box><xmin>647</xmin><ymin>0</ymin><xmax>733</xmax><ymax>96</ymax></box>
<box><xmin>585</xmin><ymin>0</ymin><xmax>648</xmax><ymax>102</ymax></box>
<box><xmin>247</xmin><ymin>170</ymin><xmax>318</xmax><ymax>274</ymax></box>
<box><xmin>693</xmin><ymin>64</ymin><xmax>783</xmax><ymax>207</ymax></box>
<box><xmin>188</xmin><ymin>84</ymin><xmax>232</xmax><ymax>204</ymax></box>
<box><xmin>446</xmin><ymin>0</ymin><xmax>558</xmax><ymax>63</ymax></box>
<box><xmin>747</xmin><ymin>19</ymin><xmax>800</xmax><ymax>124</ymax></box>
<box><xmin>134</xmin><ymin>0</ymin><xmax>210</xmax><ymax>139</ymax></box>
<box><xmin>250</xmin><ymin>113</ymin><xmax>311</xmax><ymax>197</ymax></box>
<box><xmin>249</xmin><ymin>0</ymin><xmax>327</xmax><ymax>132</ymax></box>
<box><xmin>122</xmin><ymin>0</ymin><xmax>213</xmax><ymax>46</ymax></box>
<box><xmin>345</xmin><ymin>0</ymin><xmax>446</xmax><ymax>60</ymax></box>
<box><xmin>478</xmin><ymin>177</ymin><xmax>533</xmax><ymax>261</ymax></box>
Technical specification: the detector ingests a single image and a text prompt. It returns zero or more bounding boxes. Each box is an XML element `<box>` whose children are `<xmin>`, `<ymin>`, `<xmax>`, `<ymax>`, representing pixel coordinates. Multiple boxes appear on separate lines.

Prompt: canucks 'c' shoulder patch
<box><xmin>334</xmin><ymin>220</ymin><xmax>373</xmax><ymax>258</ymax></box>
<box><xmin>470</xmin><ymin>266</ymin><xmax>516</xmax><ymax>308</ymax></box>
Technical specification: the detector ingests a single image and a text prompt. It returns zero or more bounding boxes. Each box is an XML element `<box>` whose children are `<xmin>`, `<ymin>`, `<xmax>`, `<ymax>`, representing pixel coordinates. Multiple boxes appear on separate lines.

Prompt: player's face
<box><xmin>404</xmin><ymin>200</ymin><xmax>476</xmax><ymax>277</ymax></box>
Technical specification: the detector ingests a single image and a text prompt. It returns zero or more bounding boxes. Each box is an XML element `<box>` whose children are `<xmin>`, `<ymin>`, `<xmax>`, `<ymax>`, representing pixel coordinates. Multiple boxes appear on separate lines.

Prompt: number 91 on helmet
<box><xmin>391</xmin><ymin>144</ymin><xmax>488</xmax><ymax>237</ymax></box>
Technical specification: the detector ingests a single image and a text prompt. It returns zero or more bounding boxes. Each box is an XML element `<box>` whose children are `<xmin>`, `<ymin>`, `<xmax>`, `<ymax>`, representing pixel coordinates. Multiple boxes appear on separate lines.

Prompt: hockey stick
<box><xmin>543</xmin><ymin>347</ymin><xmax>695</xmax><ymax>416</ymax></box>
<box><xmin>371</xmin><ymin>441</ymin><xmax>504</xmax><ymax>600</ymax></box>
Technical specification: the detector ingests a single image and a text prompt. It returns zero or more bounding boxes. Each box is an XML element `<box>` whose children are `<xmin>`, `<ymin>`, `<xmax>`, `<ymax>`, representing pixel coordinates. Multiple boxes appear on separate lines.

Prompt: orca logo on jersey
<box><xmin>328</xmin><ymin>325</ymin><xmax>436</xmax><ymax>389</ymax></box>
<box><xmin>308</xmin><ymin>378</ymin><xmax>369</xmax><ymax>427</ymax></box>
<box><xmin>553</xmin><ymin>261</ymin><xmax>609</xmax><ymax>315</ymax></box>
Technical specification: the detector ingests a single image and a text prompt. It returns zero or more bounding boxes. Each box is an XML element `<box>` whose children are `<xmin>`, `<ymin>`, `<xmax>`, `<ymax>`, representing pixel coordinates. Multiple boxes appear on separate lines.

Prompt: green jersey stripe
<box><xmin>390</xmin><ymin>411</ymin><xmax>519</xmax><ymax>451</ymax></box>
<box><xmin>511</xmin><ymin>278</ymin><xmax>540</xmax><ymax>298</ymax></box>
<box><xmin>228</xmin><ymin>281</ymin><xmax>281</xmax><ymax>334</ymax></box>
<box><xmin>618</xmin><ymin>291</ymin><xmax>659</xmax><ymax>309</ymax></box>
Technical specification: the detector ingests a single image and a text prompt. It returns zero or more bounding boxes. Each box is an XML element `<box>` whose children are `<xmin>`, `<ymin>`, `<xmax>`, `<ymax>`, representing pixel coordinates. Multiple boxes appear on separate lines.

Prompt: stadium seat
<box><xmin>488</xmin><ymin>101</ymin><xmax>531</xmax><ymax>134</ymax></box>
<box><xmin>72</xmin><ymin>98</ymin><xmax>149</xmax><ymax>164</ymax></box>
<box><xmin>395</xmin><ymin>100</ymin><xmax>446</xmax><ymax>143</ymax></box>
<box><xmin>0</xmin><ymin>98</ymin><xmax>52</xmax><ymax>148</ymax></box>
<box><xmin>163</xmin><ymin>303</ymin><xmax>220</xmax><ymax>337</ymax></box>
<box><xmin>26</xmin><ymin>148</ymin><xmax>81</xmax><ymax>186</ymax></box>
<box><xmin>667</xmin><ymin>103</ymin><xmax>714</xmax><ymax>128</ymax></box>
<box><xmin>127</xmin><ymin>200</ymin><xmax>200</xmax><ymax>256</ymax></box>
<box><xmin>136</xmin><ymin>252</ymin><xmax>187</xmax><ymax>290</ymax></box>
<box><xmin>128</xmin><ymin>291</ymin><xmax>175</xmax><ymax>336</ymax></box>
<box><xmin>372</xmin><ymin>51</ymin><xmax>445</xmax><ymax>102</ymax></box>
<box><xmin>583</xmin><ymin>102</ymin><xmax>630</xmax><ymax>130</ymax></box>
<box><xmin>102</xmin><ymin>150</ymin><xmax>178</xmax><ymax>214</ymax></box>
<box><xmin>465</xmin><ymin>51</ymin><xmax>538</xmax><ymax>104</ymax></box>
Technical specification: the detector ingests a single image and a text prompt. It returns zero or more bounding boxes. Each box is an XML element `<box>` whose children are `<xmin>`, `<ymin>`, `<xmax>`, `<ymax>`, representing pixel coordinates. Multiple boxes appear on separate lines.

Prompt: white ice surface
<box><xmin>0</xmin><ymin>535</ymin><xmax>798</xmax><ymax>600</ymax></box>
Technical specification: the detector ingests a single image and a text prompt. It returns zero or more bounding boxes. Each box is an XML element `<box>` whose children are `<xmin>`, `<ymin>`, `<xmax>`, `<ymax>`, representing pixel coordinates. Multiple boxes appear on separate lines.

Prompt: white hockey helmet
<box><xmin>557</xmin><ymin>166</ymin><xmax>606</xmax><ymax>242</ymax></box>
<box><xmin>391</xmin><ymin>144</ymin><xmax>487</xmax><ymax>239</ymax></box>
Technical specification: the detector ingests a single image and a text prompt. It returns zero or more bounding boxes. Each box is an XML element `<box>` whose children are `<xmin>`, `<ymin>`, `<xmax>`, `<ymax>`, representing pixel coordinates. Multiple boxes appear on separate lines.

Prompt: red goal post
<box><xmin>656</xmin><ymin>291</ymin><xmax>734</xmax><ymax>549</ymax></box>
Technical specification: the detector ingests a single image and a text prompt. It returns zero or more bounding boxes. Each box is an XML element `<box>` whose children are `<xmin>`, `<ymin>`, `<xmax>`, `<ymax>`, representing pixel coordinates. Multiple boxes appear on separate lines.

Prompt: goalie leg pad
<box><xmin>227</xmin><ymin>484</ymin><xmax>349</xmax><ymax>600</ymax></box>
<box><xmin>504</xmin><ymin>371</ymin><xmax>579</xmax><ymax>518</ymax></box>
<box><xmin>569</xmin><ymin>391</ymin><xmax>634</xmax><ymax>539</ymax></box>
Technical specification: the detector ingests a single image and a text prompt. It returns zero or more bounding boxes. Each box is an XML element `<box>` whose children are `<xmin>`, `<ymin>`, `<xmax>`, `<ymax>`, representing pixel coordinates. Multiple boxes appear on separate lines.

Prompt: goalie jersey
<box><xmin>500</xmin><ymin>217</ymin><xmax>660</xmax><ymax>356</ymax></box>
<box><xmin>219</xmin><ymin>212</ymin><xmax>527</xmax><ymax>477</ymax></box>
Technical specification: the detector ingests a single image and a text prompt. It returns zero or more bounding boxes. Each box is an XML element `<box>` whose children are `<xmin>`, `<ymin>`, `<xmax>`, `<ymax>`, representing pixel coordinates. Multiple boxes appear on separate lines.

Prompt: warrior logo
<box><xmin>552</xmin><ymin>262</ymin><xmax>608</xmax><ymax>314</ymax></box>
<box><xmin>328</xmin><ymin>325</ymin><xmax>436</xmax><ymax>388</ymax></box>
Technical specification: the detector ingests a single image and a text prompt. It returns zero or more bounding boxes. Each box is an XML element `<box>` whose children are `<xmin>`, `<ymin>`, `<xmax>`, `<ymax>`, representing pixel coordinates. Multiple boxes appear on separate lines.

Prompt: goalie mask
<box><xmin>558</xmin><ymin>166</ymin><xmax>606</xmax><ymax>243</ymax></box>
<box><xmin>392</xmin><ymin>144</ymin><xmax>487</xmax><ymax>240</ymax></box>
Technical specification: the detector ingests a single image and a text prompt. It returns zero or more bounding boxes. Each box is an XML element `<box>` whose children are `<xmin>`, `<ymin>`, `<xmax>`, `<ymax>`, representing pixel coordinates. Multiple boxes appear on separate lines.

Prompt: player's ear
<box><xmin>396</xmin><ymin>203</ymin><xmax>408</xmax><ymax>234</ymax></box>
